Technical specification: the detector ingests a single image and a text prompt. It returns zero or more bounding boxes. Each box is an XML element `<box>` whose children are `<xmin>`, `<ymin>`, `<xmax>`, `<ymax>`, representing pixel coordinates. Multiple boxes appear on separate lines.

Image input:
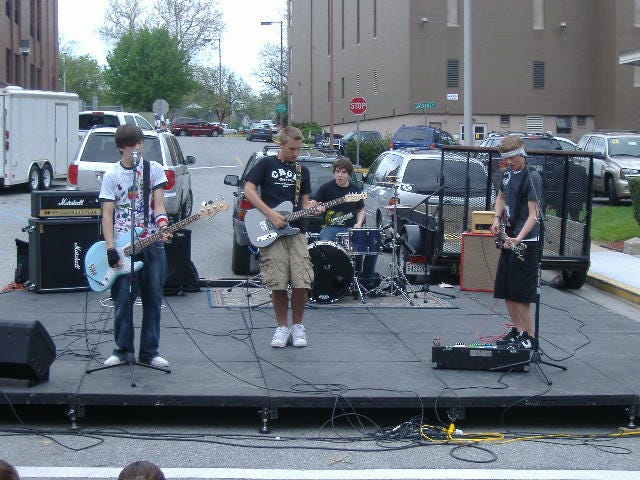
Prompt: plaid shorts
<box><xmin>259</xmin><ymin>234</ymin><xmax>314</xmax><ymax>290</ymax></box>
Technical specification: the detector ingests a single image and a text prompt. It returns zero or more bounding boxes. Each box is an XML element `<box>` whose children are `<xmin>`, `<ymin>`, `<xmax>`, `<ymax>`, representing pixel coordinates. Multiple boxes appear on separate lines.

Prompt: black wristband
<box><xmin>107</xmin><ymin>248</ymin><xmax>120</xmax><ymax>267</ymax></box>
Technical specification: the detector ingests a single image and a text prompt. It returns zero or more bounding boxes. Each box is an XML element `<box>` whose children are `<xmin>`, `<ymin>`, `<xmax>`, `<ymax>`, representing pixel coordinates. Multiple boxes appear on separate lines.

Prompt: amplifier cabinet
<box><xmin>28</xmin><ymin>217</ymin><xmax>102</xmax><ymax>292</ymax></box>
<box><xmin>460</xmin><ymin>233</ymin><xmax>500</xmax><ymax>292</ymax></box>
<box><xmin>31</xmin><ymin>190</ymin><xmax>100</xmax><ymax>219</ymax></box>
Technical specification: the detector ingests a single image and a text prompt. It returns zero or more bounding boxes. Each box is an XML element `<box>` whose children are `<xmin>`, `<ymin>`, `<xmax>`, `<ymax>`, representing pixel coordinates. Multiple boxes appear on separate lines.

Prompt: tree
<box><xmin>104</xmin><ymin>27</ymin><xmax>192</xmax><ymax>111</ymax></box>
<box><xmin>100</xmin><ymin>0</ymin><xmax>223</xmax><ymax>61</ymax></box>
<box><xmin>190</xmin><ymin>66</ymin><xmax>253</xmax><ymax>123</ymax></box>
<box><xmin>254</xmin><ymin>42</ymin><xmax>288</xmax><ymax>98</ymax></box>
<box><xmin>58</xmin><ymin>52</ymin><xmax>106</xmax><ymax>105</ymax></box>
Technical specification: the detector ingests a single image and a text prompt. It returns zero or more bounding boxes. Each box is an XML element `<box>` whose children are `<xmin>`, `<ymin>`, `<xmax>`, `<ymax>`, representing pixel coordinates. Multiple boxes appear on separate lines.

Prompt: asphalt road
<box><xmin>1</xmin><ymin>137</ymin><xmax>640</xmax><ymax>479</ymax></box>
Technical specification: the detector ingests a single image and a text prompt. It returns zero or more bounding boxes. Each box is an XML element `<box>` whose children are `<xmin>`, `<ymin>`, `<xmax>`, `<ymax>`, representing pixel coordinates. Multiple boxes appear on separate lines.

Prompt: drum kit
<box><xmin>307</xmin><ymin>182</ymin><xmax>417</xmax><ymax>306</ymax></box>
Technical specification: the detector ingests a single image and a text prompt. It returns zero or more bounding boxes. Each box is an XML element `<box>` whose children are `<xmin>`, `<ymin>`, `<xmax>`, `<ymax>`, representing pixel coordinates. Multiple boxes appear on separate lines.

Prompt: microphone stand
<box><xmin>405</xmin><ymin>185</ymin><xmax>456</xmax><ymax>302</ymax></box>
<box><xmin>87</xmin><ymin>151</ymin><xmax>171</xmax><ymax>386</ymax></box>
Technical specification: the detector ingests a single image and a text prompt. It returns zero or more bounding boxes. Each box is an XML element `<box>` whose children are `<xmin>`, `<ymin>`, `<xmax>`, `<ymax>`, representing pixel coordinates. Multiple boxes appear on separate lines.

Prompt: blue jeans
<box><xmin>111</xmin><ymin>242</ymin><xmax>167</xmax><ymax>362</ymax></box>
<box><xmin>318</xmin><ymin>226</ymin><xmax>378</xmax><ymax>280</ymax></box>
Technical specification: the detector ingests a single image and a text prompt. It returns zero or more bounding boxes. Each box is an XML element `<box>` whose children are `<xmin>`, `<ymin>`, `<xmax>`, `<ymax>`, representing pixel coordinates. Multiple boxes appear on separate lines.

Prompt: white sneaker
<box><xmin>291</xmin><ymin>324</ymin><xmax>307</xmax><ymax>347</ymax></box>
<box><xmin>149</xmin><ymin>356</ymin><xmax>170</xmax><ymax>368</ymax></box>
<box><xmin>104</xmin><ymin>355</ymin><xmax>124</xmax><ymax>366</ymax></box>
<box><xmin>271</xmin><ymin>326</ymin><xmax>291</xmax><ymax>348</ymax></box>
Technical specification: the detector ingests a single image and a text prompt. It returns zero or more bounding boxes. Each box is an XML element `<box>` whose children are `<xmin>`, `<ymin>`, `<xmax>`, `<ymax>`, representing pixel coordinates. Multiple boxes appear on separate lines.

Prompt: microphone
<box><xmin>131</xmin><ymin>150</ymin><xmax>139</xmax><ymax>166</ymax></box>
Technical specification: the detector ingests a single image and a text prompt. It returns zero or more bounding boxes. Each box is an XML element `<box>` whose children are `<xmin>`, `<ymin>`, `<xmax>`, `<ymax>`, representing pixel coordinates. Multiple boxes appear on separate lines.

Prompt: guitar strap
<box><xmin>143</xmin><ymin>159</ymin><xmax>150</xmax><ymax>228</ymax></box>
<box><xmin>508</xmin><ymin>166</ymin><xmax>529</xmax><ymax>236</ymax></box>
<box><xmin>294</xmin><ymin>163</ymin><xmax>301</xmax><ymax>208</ymax></box>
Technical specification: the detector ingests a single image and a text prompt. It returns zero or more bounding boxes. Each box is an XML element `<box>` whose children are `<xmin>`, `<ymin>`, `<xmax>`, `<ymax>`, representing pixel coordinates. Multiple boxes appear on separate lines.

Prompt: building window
<box><xmin>533</xmin><ymin>0</ymin><xmax>544</xmax><ymax>30</ymax></box>
<box><xmin>533</xmin><ymin>61</ymin><xmax>545</xmax><ymax>89</ymax></box>
<box><xmin>37</xmin><ymin>0</ymin><xmax>42</xmax><ymax>41</ymax></box>
<box><xmin>14</xmin><ymin>0</ymin><xmax>18</xmax><ymax>23</ymax></box>
<box><xmin>500</xmin><ymin>115</ymin><xmax>510</xmax><ymax>127</ymax></box>
<box><xmin>373</xmin><ymin>0</ymin><xmax>377</xmax><ymax>38</ymax></box>
<box><xmin>5</xmin><ymin>48</ymin><xmax>11</xmax><ymax>83</ymax></box>
<box><xmin>447</xmin><ymin>59</ymin><xmax>459</xmax><ymax>88</ymax></box>
<box><xmin>356</xmin><ymin>0</ymin><xmax>360</xmax><ymax>44</ymax></box>
<box><xmin>556</xmin><ymin>116</ymin><xmax>572</xmax><ymax>135</ymax></box>
<box><xmin>373</xmin><ymin>68</ymin><xmax>379</xmax><ymax>95</ymax></box>
<box><xmin>341</xmin><ymin>0</ymin><xmax>344</xmax><ymax>49</ymax></box>
<box><xmin>14</xmin><ymin>53</ymin><xmax>20</xmax><ymax>85</ymax></box>
<box><xmin>635</xmin><ymin>0</ymin><xmax>640</xmax><ymax>27</ymax></box>
<box><xmin>446</xmin><ymin>0</ymin><xmax>459</xmax><ymax>27</ymax></box>
<box><xmin>30</xmin><ymin>0</ymin><xmax>35</xmax><ymax>37</ymax></box>
<box><xmin>5</xmin><ymin>0</ymin><xmax>10</xmax><ymax>18</ymax></box>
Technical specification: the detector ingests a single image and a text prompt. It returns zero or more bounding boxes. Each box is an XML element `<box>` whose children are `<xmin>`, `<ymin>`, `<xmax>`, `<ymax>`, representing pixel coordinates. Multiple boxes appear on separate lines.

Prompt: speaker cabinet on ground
<box><xmin>164</xmin><ymin>229</ymin><xmax>192</xmax><ymax>293</ymax></box>
<box><xmin>28</xmin><ymin>217</ymin><xmax>102</xmax><ymax>292</ymax></box>
<box><xmin>460</xmin><ymin>233</ymin><xmax>500</xmax><ymax>292</ymax></box>
<box><xmin>0</xmin><ymin>320</ymin><xmax>56</xmax><ymax>386</ymax></box>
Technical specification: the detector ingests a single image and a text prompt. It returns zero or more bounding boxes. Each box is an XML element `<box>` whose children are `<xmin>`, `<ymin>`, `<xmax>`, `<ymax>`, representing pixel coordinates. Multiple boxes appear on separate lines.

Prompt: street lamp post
<box><xmin>261</xmin><ymin>20</ymin><xmax>284</xmax><ymax>129</ymax></box>
<box><xmin>205</xmin><ymin>38</ymin><xmax>223</xmax><ymax>125</ymax></box>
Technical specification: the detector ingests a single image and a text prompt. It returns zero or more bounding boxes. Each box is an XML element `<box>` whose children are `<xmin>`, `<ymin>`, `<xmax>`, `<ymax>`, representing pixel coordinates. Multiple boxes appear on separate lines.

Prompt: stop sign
<box><xmin>349</xmin><ymin>96</ymin><xmax>367</xmax><ymax>115</ymax></box>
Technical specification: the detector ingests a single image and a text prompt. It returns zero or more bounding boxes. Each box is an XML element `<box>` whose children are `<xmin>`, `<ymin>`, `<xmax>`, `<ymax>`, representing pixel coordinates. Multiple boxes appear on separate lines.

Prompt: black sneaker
<box><xmin>515</xmin><ymin>331</ymin><xmax>536</xmax><ymax>350</ymax></box>
<box><xmin>495</xmin><ymin>327</ymin><xmax>519</xmax><ymax>345</ymax></box>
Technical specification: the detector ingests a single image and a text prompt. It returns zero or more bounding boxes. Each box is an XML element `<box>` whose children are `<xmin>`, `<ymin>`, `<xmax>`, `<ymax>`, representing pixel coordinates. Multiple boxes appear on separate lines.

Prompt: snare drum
<box><xmin>308</xmin><ymin>241</ymin><xmax>354</xmax><ymax>303</ymax></box>
<box><xmin>348</xmin><ymin>228</ymin><xmax>383</xmax><ymax>255</ymax></box>
<box><xmin>335</xmin><ymin>231</ymin><xmax>350</xmax><ymax>250</ymax></box>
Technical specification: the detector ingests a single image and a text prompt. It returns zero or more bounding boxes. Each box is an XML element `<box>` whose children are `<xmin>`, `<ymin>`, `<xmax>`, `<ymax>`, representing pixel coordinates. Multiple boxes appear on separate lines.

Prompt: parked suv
<box><xmin>223</xmin><ymin>146</ymin><xmax>340</xmax><ymax>274</ymax></box>
<box><xmin>363</xmin><ymin>148</ymin><xmax>490</xmax><ymax>238</ymax></box>
<box><xmin>78</xmin><ymin>110</ymin><xmax>155</xmax><ymax>141</ymax></box>
<box><xmin>391</xmin><ymin>125</ymin><xmax>457</xmax><ymax>150</ymax></box>
<box><xmin>333</xmin><ymin>130</ymin><xmax>382</xmax><ymax>154</ymax></box>
<box><xmin>577</xmin><ymin>131</ymin><xmax>640</xmax><ymax>205</ymax></box>
<box><xmin>170</xmin><ymin>117</ymin><xmax>223</xmax><ymax>137</ymax></box>
<box><xmin>67</xmin><ymin>127</ymin><xmax>195</xmax><ymax>221</ymax></box>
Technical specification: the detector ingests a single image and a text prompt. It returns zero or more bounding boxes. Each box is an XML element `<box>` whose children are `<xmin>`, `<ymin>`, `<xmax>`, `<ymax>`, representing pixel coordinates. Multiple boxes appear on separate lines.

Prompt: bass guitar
<box><xmin>244</xmin><ymin>193</ymin><xmax>367</xmax><ymax>248</ymax></box>
<box><xmin>84</xmin><ymin>200</ymin><xmax>228</xmax><ymax>292</ymax></box>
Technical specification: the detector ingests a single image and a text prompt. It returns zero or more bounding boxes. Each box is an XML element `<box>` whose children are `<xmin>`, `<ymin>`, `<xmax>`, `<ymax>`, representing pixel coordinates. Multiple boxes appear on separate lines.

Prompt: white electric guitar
<box><xmin>244</xmin><ymin>193</ymin><xmax>366</xmax><ymax>248</ymax></box>
<box><xmin>84</xmin><ymin>200</ymin><xmax>228</xmax><ymax>292</ymax></box>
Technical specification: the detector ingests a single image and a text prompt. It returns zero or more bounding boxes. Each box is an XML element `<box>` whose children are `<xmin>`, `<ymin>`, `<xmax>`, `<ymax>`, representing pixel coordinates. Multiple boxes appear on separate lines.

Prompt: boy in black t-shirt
<box><xmin>244</xmin><ymin>126</ymin><xmax>322</xmax><ymax>348</ymax></box>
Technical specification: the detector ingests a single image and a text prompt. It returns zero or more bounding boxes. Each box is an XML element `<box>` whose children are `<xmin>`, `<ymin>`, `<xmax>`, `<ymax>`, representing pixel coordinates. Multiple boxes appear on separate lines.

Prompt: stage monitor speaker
<box><xmin>0</xmin><ymin>320</ymin><xmax>56</xmax><ymax>386</ymax></box>
<box><xmin>460</xmin><ymin>233</ymin><xmax>500</xmax><ymax>292</ymax></box>
<box><xmin>28</xmin><ymin>217</ymin><xmax>102</xmax><ymax>292</ymax></box>
<box><xmin>164</xmin><ymin>229</ymin><xmax>192</xmax><ymax>293</ymax></box>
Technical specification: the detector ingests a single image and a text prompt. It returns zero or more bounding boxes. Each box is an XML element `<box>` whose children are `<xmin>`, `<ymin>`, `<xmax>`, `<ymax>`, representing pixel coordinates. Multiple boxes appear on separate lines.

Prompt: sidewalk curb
<box><xmin>586</xmin><ymin>272</ymin><xmax>640</xmax><ymax>305</ymax></box>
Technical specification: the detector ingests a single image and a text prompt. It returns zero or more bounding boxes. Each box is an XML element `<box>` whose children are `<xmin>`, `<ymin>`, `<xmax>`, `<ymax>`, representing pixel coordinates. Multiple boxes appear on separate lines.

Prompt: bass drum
<box><xmin>308</xmin><ymin>241</ymin><xmax>354</xmax><ymax>303</ymax></box>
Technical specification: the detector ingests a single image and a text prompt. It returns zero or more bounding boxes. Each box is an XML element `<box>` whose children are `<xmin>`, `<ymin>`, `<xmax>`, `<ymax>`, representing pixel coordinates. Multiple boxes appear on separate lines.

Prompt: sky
<box><xmin>57</xmin><ymin>0</ymin><xmax>286</xmax><ymax>93</ymax></box>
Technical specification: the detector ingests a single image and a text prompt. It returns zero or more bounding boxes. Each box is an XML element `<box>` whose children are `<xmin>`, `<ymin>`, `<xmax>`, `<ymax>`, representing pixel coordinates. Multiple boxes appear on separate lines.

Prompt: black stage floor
<box><xmin>1</xmin><ymin>282</ymin><xmax>639</xmax><ymax>422</ymax></box>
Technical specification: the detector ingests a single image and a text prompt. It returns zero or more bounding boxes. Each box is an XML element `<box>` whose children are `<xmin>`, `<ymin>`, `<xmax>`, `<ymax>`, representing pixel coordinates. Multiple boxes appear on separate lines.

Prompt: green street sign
<box><xmin>414</xmin><ymin>102</ymin><xmax>436</xmax><ymax>109</ymax></box>
<box><xmin>275</xmin><ymin>103</ymin><xmax>287</xmax><ymax>112</ymax></box>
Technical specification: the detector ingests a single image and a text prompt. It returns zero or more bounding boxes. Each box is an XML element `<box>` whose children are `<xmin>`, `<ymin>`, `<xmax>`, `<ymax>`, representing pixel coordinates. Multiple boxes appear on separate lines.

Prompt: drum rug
<box><xmin>207</xmin><ymin>284</ymin><xmax>456</xmax><ymax>309</ymax></box>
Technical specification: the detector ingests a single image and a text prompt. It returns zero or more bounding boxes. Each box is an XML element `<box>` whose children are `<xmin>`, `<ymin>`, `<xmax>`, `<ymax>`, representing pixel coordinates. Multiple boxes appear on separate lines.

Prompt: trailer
<box><xmin>394</xmin><ymin>146</ymin><xmax>594</xmax><ymax>289</ymax></box>
<box><xmin>1</xmin><ymin>87</ymin><xmax>79</xmax><ymax>190</ymax></box>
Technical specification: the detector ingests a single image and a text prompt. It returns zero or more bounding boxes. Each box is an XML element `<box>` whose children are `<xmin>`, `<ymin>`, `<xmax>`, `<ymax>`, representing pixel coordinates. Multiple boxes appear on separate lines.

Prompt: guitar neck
<box><xmin>286</xmin><ymin>197</ymin><xmax>349</xmax><ymax>222</ymax></box>
<box><xmin>124</xmin><ymin>214</ymin><xmax>201</xmax><ymax>257</ymax></box>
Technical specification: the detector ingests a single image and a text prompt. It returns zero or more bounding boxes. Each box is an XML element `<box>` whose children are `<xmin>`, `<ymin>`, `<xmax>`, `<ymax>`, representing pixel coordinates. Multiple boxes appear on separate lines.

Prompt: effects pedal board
<box><xmin>432</xmin><ymin>343</ymin><xmax>531</xmax><ymax>372</ymax></box>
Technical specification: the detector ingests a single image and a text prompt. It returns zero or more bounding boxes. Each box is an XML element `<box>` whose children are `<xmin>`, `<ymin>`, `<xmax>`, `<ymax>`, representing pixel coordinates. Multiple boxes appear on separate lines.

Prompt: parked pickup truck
<box><xmin>392</xmin><ymin>145</ymin><xmax>594</xmax><ymax>289</ymax></box>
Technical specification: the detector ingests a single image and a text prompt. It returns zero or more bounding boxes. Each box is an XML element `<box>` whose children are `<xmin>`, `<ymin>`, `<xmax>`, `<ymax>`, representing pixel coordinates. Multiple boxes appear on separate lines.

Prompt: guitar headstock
<box><xmin>199</xmin><ymin>199</ymin><xmax>229</xmax><ymax>219</ymax></box>
<box><xmin>345</xmin><ymin>192</ymin><xmax>367</xmax><ymax>202</ymax></box>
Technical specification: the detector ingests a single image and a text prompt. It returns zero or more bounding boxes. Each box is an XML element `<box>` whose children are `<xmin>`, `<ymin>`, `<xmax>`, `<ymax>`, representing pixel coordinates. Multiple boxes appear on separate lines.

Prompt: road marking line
<box><xmin>15</xmin><ymin>467</ymin><xmax>640</xmax><ymax>479</ymax></box>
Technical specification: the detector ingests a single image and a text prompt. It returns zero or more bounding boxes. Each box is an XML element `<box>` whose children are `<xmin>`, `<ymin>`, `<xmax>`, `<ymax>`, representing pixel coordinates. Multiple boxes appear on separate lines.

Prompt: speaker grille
<box><xmin>460</xmin><ymin>233</ymin><xmax>500</xmax><ymax>292</ymax></box>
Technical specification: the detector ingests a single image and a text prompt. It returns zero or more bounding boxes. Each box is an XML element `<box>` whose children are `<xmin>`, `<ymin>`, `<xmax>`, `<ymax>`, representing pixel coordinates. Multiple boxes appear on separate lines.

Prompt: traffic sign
<box><xmin>414</xmin><ymin>102</ymin><xmax>436</xmax><ymax>109</ymax></box>
<box><xmin>349</xmin><ymin>97</ymin><xmax>367</xmax><ymax>115</ymax></box>
<box><xmin>275</xmin><ymin>103</ymin><xmax>287</xmax><ymax>113</ymax></box>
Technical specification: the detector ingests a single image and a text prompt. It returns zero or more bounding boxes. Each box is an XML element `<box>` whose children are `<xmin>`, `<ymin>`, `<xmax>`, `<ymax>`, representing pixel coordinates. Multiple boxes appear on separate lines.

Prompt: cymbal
<box><xmin>380</xmin><ymin>204</ymin><xmax>412</xmax><ymax>209</ymax></box>
<box><xmin>376</xmin><ymin>181</ymin><xmax>412</xmax><ymax>187</ymax></box>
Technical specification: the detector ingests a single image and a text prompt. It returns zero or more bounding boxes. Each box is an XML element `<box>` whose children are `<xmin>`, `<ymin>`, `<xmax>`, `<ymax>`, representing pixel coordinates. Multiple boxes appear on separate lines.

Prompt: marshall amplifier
<box><xmin>28</xmin><ymin>217</ymin><xmax>102</xmax><ymax>292</ymax></box>
<box><xmin>31</xmin><ymin>190</ymin><xmax>101</xmax><ymax>219</ymax></box>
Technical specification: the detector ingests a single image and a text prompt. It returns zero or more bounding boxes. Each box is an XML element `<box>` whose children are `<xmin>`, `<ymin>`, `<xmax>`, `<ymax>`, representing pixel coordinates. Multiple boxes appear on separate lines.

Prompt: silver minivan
<box><xmin>67</xmin><ymin>127</ymin><xmax>195</xmax><ymax>221</ymax></box>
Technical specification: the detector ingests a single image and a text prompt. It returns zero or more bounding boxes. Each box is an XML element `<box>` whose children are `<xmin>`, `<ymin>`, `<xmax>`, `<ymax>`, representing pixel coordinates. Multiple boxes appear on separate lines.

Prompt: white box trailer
<box><xmin>1</xmin><ymin>86</ymin><xmax>79</xmax><ymax>190</ymax></box>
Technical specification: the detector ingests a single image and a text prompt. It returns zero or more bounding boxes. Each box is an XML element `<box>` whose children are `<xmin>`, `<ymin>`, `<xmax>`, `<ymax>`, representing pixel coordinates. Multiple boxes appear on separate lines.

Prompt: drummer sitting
<box><xmin>313</xmin><ymin>157</ymin><xmax>379</xmax><ymax>288</ymax></box>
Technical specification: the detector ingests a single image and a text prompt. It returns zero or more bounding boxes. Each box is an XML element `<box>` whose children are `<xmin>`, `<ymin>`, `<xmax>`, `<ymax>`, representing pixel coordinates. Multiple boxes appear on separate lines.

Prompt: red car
<box><xmin>170</xmin><ymin>117</ymin><xmax>223</xmax><ymax>137</ymax></box>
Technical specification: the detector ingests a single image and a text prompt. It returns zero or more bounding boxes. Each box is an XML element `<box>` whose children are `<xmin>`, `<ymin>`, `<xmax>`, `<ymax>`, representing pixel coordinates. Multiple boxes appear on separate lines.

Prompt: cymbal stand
<box><xmin>350</xmin><ymin>255</ymin><xmax>371</xmax><ymax>304</ymax></box>
<box><xmin>377</xmin><ymin>186</ymin><xmax>415</xmax><ymax>306</ymax></box>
